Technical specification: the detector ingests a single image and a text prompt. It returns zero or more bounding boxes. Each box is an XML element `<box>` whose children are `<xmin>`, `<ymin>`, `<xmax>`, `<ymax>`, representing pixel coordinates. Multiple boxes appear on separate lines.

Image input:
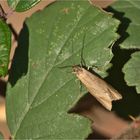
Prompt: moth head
<box><xmin>72</xmin><ymin>65</ymin><xmax>83</xmax><ymax>74</ymax></box>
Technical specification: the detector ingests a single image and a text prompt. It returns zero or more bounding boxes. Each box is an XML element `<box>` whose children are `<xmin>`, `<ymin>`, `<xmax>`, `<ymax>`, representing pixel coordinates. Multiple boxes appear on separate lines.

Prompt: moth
<box><xmin>73</xmin><ymin>65</ymin><xmax>122</xmax><ymax>111</ymax></box>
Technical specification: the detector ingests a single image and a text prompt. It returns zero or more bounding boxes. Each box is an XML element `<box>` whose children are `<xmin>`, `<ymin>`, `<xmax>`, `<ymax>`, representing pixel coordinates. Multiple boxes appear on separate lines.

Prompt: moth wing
<box><xmin>88</xmin><ymin>87</ymin><xmax>113</xmax><ymax>111</ymax></box>
<box><xmin>95</xmin><ymin>87</ymin><xmax>122</xmax><ymax>111</ymax></box>
<box><xmin>95</xmin><ymin>95</ymin><xmax>112</xmax><ymax>111</ymax></box>
<box><xmin>106</xmin><ymin>85</ymin><xmax>122</xmax><ymax>101</ymax></box>
<box><xmin>83</xmin><ymin>81</ymin><xmax>115</xmax><ymax>110</ymax></box>
<box><xmin>93</xmin><ymin>87</ymin><xmax>122</xmax><ymax>111</ymax></box>
<box><xmin>73</xmin><ymin>67</ymin><xmax>122</xmax><ymax>110</ymax></box>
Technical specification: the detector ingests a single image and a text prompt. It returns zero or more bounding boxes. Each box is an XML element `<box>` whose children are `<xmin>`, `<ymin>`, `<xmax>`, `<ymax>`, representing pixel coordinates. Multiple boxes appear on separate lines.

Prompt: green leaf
<box><xmin>123</xmin><ymin>52</ymin><xmax>140</xmax><ymax>93</ymax></box>
<box><xmin>111</xmin><ymin>0</ymin><xmax>140</xmax><ymax>49</ymax></box>
<box><xmin>110</xmin><ymin>0</ymin><xmax>140</xmax><ymax>93</ymax></box>
<box><xmin>0</xmin><ymin>19</ymin><xmax>11</xmax><ymax>76</ymax></box>
<box><xmin>6</xmin><ymin>1</ymin><xmax>120</xmax><ymax>139</ymax></box>
<box><xmin>0</xmin><ymin>133</ymin><xmax>4</xmax><ymax>139</ymax></box>
<box><xmin>7</xmin><ymin>0</ymin><xmax>41</xmax><ymax>12</ymax></box>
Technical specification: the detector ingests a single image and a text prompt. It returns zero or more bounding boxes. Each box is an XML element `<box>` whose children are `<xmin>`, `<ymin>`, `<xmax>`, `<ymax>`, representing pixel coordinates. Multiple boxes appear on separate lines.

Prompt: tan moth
<box><xmin>72</xmin><ymin>65</ymin><xmax>122</xmax><ymax>111</ymax></box>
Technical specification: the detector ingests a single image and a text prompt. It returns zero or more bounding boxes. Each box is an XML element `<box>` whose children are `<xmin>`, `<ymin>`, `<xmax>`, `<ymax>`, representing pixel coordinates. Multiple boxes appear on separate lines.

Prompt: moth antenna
<box><xmin>58</xmin><ymin>66</ymin><xmax>72</xmax><ymax>74</ymax></box>
<box><xmin>80</xmin><ymin>33</ymin><xmax>87</xmax><ymax>67</ymax></box>
<box><xmin>58</xmin><ymin>65</ymin><xmax>72</xmax><ymax>69</ymax></box>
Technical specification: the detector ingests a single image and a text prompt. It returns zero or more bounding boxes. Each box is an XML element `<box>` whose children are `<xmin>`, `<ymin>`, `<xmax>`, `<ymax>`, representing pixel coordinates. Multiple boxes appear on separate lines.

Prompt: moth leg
<box><xmin>87</xmin><ymin>65</ymin><xmax>92</xmax><ymax>70</ymax></box>
<box><xmin>92</xmin><ymin>64</ymin><xmax>101</xmax><ymax>70</ymax></box>
<box><xmin>88</xmin><ymin>0</ymin><xmax>93</xmax><ymax>5</ymax></box>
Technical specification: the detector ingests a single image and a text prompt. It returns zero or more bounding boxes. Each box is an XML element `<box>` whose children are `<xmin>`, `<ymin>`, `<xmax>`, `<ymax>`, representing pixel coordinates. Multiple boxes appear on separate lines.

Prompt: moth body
<box><xmin>73</xmin><ymin>66</ymin><xmax>122</xmax><ymax>111</ymax></box>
